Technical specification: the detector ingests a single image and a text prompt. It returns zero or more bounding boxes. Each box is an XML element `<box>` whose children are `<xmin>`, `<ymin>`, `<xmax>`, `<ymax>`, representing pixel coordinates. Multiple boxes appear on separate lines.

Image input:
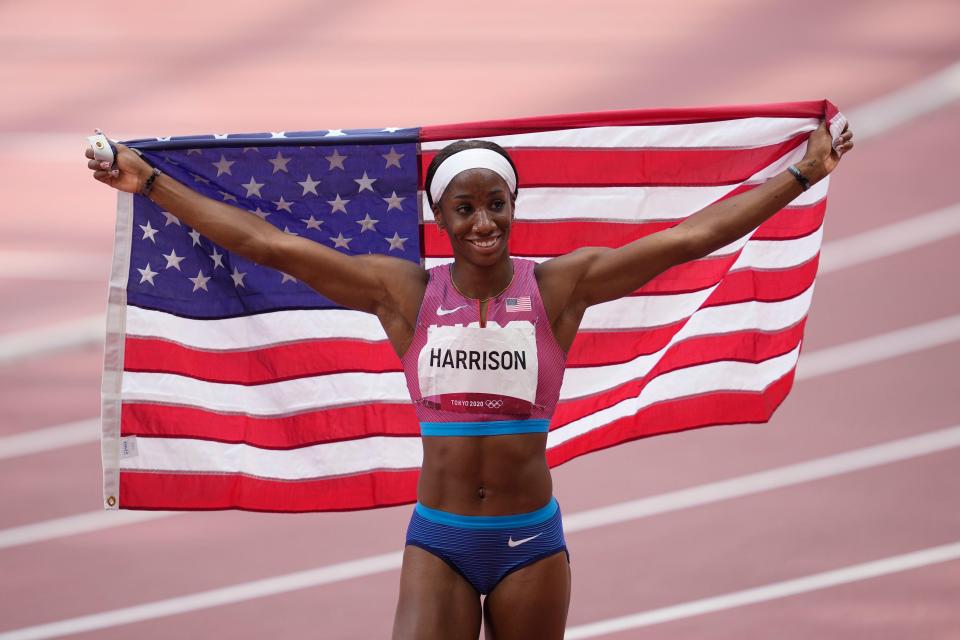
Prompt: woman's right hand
<box><xmin>85</xmin><ymin>142</ymin><xmax>153</xmax><ymax>194</ymax></box>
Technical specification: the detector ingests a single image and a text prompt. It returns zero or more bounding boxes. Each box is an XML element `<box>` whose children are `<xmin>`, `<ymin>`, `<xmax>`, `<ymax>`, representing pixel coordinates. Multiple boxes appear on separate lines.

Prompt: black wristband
<box><xmin>787</xmin><ymin>164</ymin><xmax>810</xmax><ymax>191</ymax></box>
<box><xmin>140</xmin><ymin>167</ymin><xmax>162</xmax><ymax>198</ymax></box>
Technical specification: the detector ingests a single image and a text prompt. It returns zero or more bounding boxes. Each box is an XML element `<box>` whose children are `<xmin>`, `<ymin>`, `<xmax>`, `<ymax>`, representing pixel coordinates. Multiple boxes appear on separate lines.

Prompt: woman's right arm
<box><xmin>85</xmin><ymin>143</ymin><xmax>427</xmax><ymax>320</ymax></box>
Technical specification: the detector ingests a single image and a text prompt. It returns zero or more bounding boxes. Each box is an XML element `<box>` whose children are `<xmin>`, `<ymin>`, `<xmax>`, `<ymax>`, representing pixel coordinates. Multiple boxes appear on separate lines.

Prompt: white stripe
<box><xmin>3</xmin><ymin>424</ymin><xmax>959</xmax><ymax>638</ymax></box>
<box><xmin>120</xmin><ymin>435</ymin><xmax>423</xmax><ymax>479</ymax></box>
<box><xmin>421</xmin><ymin>175</ymin><xmax>828</xmax><ymax>222</ymax></box>
<box><xmin>561</xmin><ymin>287</ymin><xmax>813</xmax><ymax>399</ymax></box>
<box><xmin>121</xmin><ymin>370</ymin><xmax>409</xmax><ymax>415</ymax></box>
<box><xmin>549</xmin><ymin>344</ymin><xmax>800</xmax><ymax>449</ymax></box>
<box><xmin>564</xmin><ymin>541</ymin><xmax>960</xmax><ymax>638</ymax></box>
<box><xmin>422</xmin><ymin>116</ymin><xmax>821</xmax><ymax>151</ymax></box>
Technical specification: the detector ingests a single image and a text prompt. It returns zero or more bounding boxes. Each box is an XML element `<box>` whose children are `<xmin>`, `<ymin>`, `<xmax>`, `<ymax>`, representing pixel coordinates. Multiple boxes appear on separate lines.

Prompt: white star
<box><xmin>161</xmin><ymin>210</ymin><xmax>181</xmax><ymax>226</ymax></box>
<box><xmin>250</xmin><ymin>207</ymin><xmax>270</xmax><ymax>220</ymax></box>
<box><xmin>270</xmin><ymin>131</ymin><xmax>286</xmax><ymax>138</ymax></box>
<box><xmin>137</xmin><ymin>263</ymin><xmax>158</xmax><ymax>285</ymax></box>
<box><xmin>139</xmin><ymin>220</ymin><xmax>159</xmax><ymax>243</ymax></box>
<box><xmin>385</xmin><ymin>231</ymin><xmax>408</xmax><ymax>251</ymax></box>
<box><xmin>356</xmin><ymin>213</ymin><xmax>379</xmax><ymax>232</ymax></box>
<box><xmin>354</xmin><ymin>171</ymin><xmax>377</xmax><ymax>193</ymax></box>
<box><xmin>325</xmin><ymin>149</ymin><xmax>346</xmax><ymax>170</ymax></box>
<box><xmin>298</xmin><ymin>174</ymin><xmax>321</xmax><ymax>196</ymax></box>
<box><xmin>189</xmin><ymin>270</ymin><xmax>211</xmax><ymax>292</ymax></box>
<box><xmin>325</xmin><ymin>129</ymin><xmax>347</xmax><ymax>137</ymax></box>
<box><xmin>268</xmin><ymin>152</ymin><xmax>291</xmax><ymax>174</ymax></box>
<box><xmin>273</xmin><ymin>195</ymin><xmax>294</xmax><ymax>213</ymax></box>
<box><xmin>241</xmin><ymin>177</ymin><xmax>265</xmax><ymax>198</ymax></box>
<box><xmin>243</xmin><ymin>147</ymin><xmax>260</xmax><ymax>153</ymax></box>
<box><xmin>382</xmin><ymin>147</ymin><xmax>404</xmax><ymax>168</ymax></box>
<box><xmin>280</xmin><ymin>271</ymin><xmax>297</xmax><ymax>283</ymax></box>
<box><xmin>327</xmin><ymin>193</ymin><xmax>349</xmax><ymax>214</ymax></box>
<box><xmin>188</xmin><ymin>229</ymin><xmax>203</xmax><ymax>246</ymax></box>
<box><xmin>209</xmin><ymin>247</ymin><xmax>225</xmax><ymax>269</ymax></box>
<box><xmin>163</xmin><ymin>248</ymin><xmax>185</xmax><ymax>270</ymax></box>
<box><xmin>212</xmin><ymin>155</ymin><xmax>235</xmax><ymax>177</ymax></box>
<box><xmin>381</xmin><ymin>127</ymin><xmax>401</xmax><ymax>133</ymax></box>
<box><xmin>302</xmin><ymin>215</ymin><xmax>323</xmax><ymax>230</ymax></box>
<box><xmin>283</xmin><ymin>226</ymin><xmax>299</xmax><ymax>236</ymax></box>
<box><xmin>156</xmin><ymin>136</ymin><xmax>171</xmax><ymax>142</ymax></box>
<box><xmin>214</xmin><ymin>133</ymin><xmax>229</xmax><ymax>140</ymax></box>
<box><xmin>218</xmin><ymin>191</ymin><xmax>238</xmax><ymax>203</ymax></box>
<box><xmin>331</xmin><ymin>232</ymin><xmax>352</xmax><ymax>249</ymax></box>
<box><xmin>383</xmin><ymin>191</ymin><xmax>405</xmax><ymax>211</ymax></box>
<box><xmin>186</xmin><ymin>148</ymin><xmax>203</xmax><ymax>155</ymax></box>
<box><xmin>191</xmin><ymin>173</ymin><xmax>210</xmax><ymax>184</ymax></box>
<box><xmin>230</xmin><ymin>267</ymin><xmax>247</xmax><ymax>287</ymax></box>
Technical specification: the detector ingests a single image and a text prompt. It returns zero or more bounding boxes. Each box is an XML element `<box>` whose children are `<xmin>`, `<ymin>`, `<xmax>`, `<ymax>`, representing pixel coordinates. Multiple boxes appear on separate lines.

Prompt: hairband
<box><xmin>429</xmin><ymin>148</ymin><xmax>517</xmax><ymax>204</ymax></box>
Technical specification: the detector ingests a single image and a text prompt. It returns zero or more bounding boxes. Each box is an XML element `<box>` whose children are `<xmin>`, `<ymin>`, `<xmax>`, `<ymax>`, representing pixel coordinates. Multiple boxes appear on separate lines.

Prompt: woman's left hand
<box><xmin>798</xmin><ymin>120</ymin><xmax>854</xmax><ymax>184</ymax></box>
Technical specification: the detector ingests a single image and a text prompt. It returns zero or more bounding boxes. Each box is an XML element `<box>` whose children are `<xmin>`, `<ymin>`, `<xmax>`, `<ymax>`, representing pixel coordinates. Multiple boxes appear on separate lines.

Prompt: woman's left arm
<box><xmin>539</xmin><ymin>121</ymin><xmax>854</xmax><ymax>322</ymax></box>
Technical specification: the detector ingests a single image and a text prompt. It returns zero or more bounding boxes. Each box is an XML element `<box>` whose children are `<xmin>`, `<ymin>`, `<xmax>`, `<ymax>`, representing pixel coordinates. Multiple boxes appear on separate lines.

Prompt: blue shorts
<box><xmin>405</xmin><ymin>497</ymin><xmax>569</xmax><ymax>595</ymax></box>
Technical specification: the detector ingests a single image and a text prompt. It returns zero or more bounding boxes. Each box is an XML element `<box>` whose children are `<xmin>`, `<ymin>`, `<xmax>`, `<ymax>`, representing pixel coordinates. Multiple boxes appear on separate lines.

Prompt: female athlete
<box><xmin>86</xmin><ymin>120</ymin><xmax>853</xmax><ymax>640</ymax></box>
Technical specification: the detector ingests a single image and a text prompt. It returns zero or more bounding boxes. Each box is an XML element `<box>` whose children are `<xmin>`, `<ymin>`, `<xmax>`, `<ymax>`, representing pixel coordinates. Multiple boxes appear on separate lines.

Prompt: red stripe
<box><xmin>420</xmin><ymin>100</ymin><xmax>838</xmax><ymax>141</ymax></box>
<box><xmin>122</xmin><ymin>261</ymin><xmax>816</xmax><ymax>384</ymax></box>
<box><xmin>419</xmin><ymin>136</ymin><xmax>806</xmax><ymax>189</ymax></box>
<box><xmin>119</xmin><ymin>468</ymin><xmax>420</xmax><ymax>512</ymax></box>
<box><xmin>424</xmin><ymin>201</ymin><xmax>824</xmax><ymax>257</ymax></box>
<box><xmin>547</xmin><ymin>369</ymin><xmax>795</xmax><ymax>468</ymax></box>
<box><xmin>124</xmin><ymin>337</ymin><xmax>401</xmax><ymax>385</ymax></box>
<box><xmin>121</xmin><ymin>402</ymin><xmax>419</xmax><ymax>449</ymax></box>
<box><xmin>555</xmin><ymin>322</ymin><xmax>804</xmax><ymax>432</ymax></box>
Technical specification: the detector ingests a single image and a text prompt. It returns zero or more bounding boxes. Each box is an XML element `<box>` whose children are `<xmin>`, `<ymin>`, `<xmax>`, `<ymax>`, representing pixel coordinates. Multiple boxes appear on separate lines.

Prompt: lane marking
<box><xmin>0</xmin><ymin>250</ymin><xmax>111</xmax><ymax>282</ymax></box>
<box><xmin>0</xmin><ymin>419</ymin><xmax>98</xmax><ymax>461</ymax></box>
<box><xmin>0</xmin><ymin>511</ymin><xmax>170</xmax><ymax>552</ymax></box>
<box><xmin>0</xmin><ymin>316</ymin><xmax>104</xmax><ymax>365</ymax></box>
<box><xmin>1</xmin><ymin>424</ymin><xmax>958</xmax><ymax>637</ymax></box>
<box><xmin>563</xmin><ymin>540</ymin><xmax>960</xmax><ymax>638</ymax></box>
<box><xmin>2</xmin><ymin>59</ymin><xmax>959</xmax><ymax>363</ymax></box>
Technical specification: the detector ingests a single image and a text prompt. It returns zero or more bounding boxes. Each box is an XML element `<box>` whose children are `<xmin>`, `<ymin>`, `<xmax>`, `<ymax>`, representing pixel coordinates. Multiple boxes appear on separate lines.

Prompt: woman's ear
<box><xmin>433</xmin><ymin>204</ymin><xmax>445</xmax><ymax>233</ymax></box>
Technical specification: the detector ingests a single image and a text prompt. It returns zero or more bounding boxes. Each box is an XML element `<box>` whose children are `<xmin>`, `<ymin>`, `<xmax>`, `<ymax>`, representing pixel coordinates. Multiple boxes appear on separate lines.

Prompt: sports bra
<box><xmin>400</xmin><ymin>258</ymin><xmax>567</xmax><ymax>436</ymax></box>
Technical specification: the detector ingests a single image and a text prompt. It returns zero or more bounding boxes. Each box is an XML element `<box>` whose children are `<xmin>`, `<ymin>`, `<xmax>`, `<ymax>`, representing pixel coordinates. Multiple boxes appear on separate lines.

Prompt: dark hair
<box><xmin>423</xmin><ymin>139</ymin><xmax>519</xmax><ymax>208</ymax></box>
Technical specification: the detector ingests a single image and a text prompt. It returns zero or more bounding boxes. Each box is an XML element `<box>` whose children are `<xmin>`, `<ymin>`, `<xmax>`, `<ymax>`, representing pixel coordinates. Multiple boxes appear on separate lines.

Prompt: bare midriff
<box><xmin>417</xmin><ymin>433</ymin><xmax>553</xmax><ymax>515</ymax></box>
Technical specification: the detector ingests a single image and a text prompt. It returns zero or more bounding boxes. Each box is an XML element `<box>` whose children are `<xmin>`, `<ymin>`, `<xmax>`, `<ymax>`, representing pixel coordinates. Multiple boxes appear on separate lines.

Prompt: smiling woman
<box><xmin>86</xmin><ymin>118</ymin><xmax>852</xmax><ymax>640</ymax></box>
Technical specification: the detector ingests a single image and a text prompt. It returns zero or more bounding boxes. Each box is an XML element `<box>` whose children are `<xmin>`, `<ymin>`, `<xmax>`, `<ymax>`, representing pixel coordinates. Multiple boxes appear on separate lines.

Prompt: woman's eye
<box><xmin>456</xmin><ymin>205</ymin><xmax>471</xmax><ymax>215</ymax></box>
<box><xmin>491</xmin><ymin>200</ymin><xmax>505</xmax><ymax>210</ymax></box>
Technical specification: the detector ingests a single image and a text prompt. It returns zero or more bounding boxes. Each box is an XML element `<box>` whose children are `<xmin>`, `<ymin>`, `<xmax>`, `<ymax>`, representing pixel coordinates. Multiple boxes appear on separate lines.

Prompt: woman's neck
<box><xmin>450</xmin><ymin>257</ymin><xmax>514</xmax><ymax>301</ymax></box>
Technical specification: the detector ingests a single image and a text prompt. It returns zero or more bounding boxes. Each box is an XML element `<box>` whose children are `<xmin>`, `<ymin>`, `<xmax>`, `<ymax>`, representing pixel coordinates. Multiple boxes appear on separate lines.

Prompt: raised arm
<box><xmin>86</xmin><ymin>143</ymin><xmax>427</xmax><ymax>319</ymax></box>
<box><xmin>536</xmin><ymin>121</ymin><xmax>853</xmax><ymax>347</ymax></box>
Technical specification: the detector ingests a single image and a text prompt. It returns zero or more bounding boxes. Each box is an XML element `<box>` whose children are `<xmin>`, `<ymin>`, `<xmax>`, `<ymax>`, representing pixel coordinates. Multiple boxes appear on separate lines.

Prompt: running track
<box><xmin>1</xmin><ymin>1</ymin><xmax>959</xmax><ymax>637</ymax></box>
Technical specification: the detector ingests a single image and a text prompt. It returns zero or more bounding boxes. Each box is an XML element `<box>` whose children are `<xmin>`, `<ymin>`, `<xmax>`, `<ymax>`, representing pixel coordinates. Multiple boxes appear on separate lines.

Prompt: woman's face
<box><xmin>433</xmin><ymin>168</ymin><xmax>515</xmax><ymax>267</ymax></box>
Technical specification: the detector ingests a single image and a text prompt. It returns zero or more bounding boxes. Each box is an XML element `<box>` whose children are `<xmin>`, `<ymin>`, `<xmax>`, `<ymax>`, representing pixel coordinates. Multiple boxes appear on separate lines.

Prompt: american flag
<box><xmin>505</xmin><ymin>296</ymin><xmax>532</xmax><ymax>313</ymax></box>
<box><xmin>101</xmin><ymin>101</ymin><xmax>846</xmax><ymax>512</ymax></box>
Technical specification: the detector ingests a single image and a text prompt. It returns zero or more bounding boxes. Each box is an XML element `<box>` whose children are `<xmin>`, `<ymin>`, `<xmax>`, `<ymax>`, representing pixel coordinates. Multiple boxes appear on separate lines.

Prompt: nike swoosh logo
<box><xmin>507</xmin><ymin>533</ymin><xmax>542</xmax><ymax>548</ymax></box>
<box><xmin>436</xmin><ymin>305</ymin><xmax>467</xmax><ymax>316</ymax></box>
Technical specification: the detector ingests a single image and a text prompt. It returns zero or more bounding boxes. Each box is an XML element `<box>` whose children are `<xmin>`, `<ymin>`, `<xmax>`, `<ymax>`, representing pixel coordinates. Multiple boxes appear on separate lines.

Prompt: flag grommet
<box><xmin>106</xmin><ymin>496</ymin><xmax>117</xmax><ymax>507</ymax></box>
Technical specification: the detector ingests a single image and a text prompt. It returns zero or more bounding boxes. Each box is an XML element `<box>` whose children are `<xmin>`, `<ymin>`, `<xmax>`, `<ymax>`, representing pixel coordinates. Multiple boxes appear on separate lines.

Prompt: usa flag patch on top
<box><xmin>505</xmin><ymin>296</ymin><xmax>531</xmax><ymax>312</ymax></box>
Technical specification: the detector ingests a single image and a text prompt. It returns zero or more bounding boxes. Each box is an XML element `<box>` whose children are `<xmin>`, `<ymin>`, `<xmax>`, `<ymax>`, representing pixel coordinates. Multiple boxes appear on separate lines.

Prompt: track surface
<box><xmin>2</xmin><ymin>1</ymin><xmax>959</xmax><ymax>638</ymax></box>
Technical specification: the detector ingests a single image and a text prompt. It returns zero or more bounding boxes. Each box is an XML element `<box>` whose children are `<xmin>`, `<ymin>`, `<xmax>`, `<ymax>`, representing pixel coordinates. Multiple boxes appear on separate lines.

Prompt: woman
<box><xmin>86</xmin><ymin>121</ymin><xmax>853</xmax><ymax>639</ymax></box>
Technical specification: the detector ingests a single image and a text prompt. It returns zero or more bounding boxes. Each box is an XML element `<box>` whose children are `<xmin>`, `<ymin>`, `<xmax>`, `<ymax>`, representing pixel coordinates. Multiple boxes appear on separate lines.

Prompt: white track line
<box><xmin>0</xmin><ymin>250</ymin><xmax>111</xmax><ymax>282</ymax></box>
<box><xmin>1</xmin><ymin>58</ymin><xmax>958</xmax><ymax>364</ymax></box>
<box><xmin>0</xmin><ymin>316</ymin><xmax>104</xmax><ymax>364</ymax></box>
<box><xmin>1</xmin><ymin>424</ymin><xmax>958</xmax><ymax>639</ymax></box>
<box><xmin>1</xmin><ymin>310</ymin><xmax>958</xmax><ymax>552</ymax></box>
<box><xmin>563</xmin><ymin>540</ymin><xmax>960</xmax><ymax>638</ymax></box>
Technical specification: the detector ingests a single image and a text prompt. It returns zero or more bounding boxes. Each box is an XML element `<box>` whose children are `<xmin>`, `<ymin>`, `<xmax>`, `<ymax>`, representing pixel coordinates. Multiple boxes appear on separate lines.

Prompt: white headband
<box><xmin>428</xmin><ymin>148</ymin><xmax>517</xmax><ymax>204</ymax></box>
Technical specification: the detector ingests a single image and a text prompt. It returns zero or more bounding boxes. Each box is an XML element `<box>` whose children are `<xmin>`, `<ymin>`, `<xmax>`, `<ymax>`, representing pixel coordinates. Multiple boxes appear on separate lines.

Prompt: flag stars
<box><xmin>139</xmin><ymin>220</ymin><xmax>159</xmax><ymax>243</ymax></box>
<box><xmin>325</xmin><ymin>149</ymin><xmax>347</xmax><ymax>170</ymax></box>
<box><xmin>270</xmin><ymin>131</ymin><xmax>286</xmax><ymax>138</ymax></box>
<box><xmin>186</xmin><ymin>148</ymin><xmax>203</xmax><ymax>155</ymax></box>
<box><xmin>356</xmin><ymin>213</ymin><xmax>379</xmax><ymax>233</ymax></box>
<box><xmin>209</xmin><ymin>247</ymin><xmax>225</xmax><ymax>269</ymax></box>
<box><xmin>137</xmin><ymin>263</ymin><xmax>158</xmax><ymax>285</ymax></box>
<box><xmin>298</xmin><ymin>174</ymin><xmax>321</xmax><ymax>196</ymax></box>
<box><xmin>230</xmin><ymin>267</ymin><xmax>247</xmax><ymax>287</ymax></box>
<box><xmin>302</xmin><ymin>215</ymin><xmax>323</xmax><ymax>230</ymax></box>
<box><xmin>331</xmin><ymin>232</ymin><xmax>352</xmax><ymax>249</ymax></box>
<box><xmin>273</xmin><ymin>195</ymin><xmax>294</xmax><ymax>213</ymax></box>
<box><xmin>354</xmin><ymin>171</ymin><xmax>377</xmax><ymax>193</ymax></box>
<box><xmin>191</xmin><ymin>173</ymin><xmax>210</xmax><ymax>184</ymax></box>
<box><xmin>212</xmin><ymin>155</ymin><xmax>236</xmax><ymax>177</ymax></box>
<box><xmin>325</xmin><ymin>129</ymin><xmax>347</xmax><ymax>137</ymax></box>
<box><xmin>250</xmin><ymin>207</ymin><xmax>270</xmax><ymax>220</ymax></box>
<box><xmin>161</xmin><ymin>211</ymin><xmax>181</xmax><ymax>226</ymax></box>
<box><xmin>385</xmin><ymin>231</ymin><xmax>408</xmax><ymax>252</ymax></box>
<box><xmin>188</xmin><ymin>229</ymin><xmax>203</xmax><ymax>246</ymax></box>
<box><xmin>189</xmin><ymin>270</ymin><xmax>211</xmax><ymax>292</ymax></box>
<box><xmin>218</xmin><ymin>191</ymin><xmax>238</xmax><ymax>203</ymax></box>
<box><xmin>241</xmin><ymin>177</ymin><xmax>265</xmax><ymax>198</ymax></box>
<box><xmin>382</xmin><ymin>147</ymin><xmax>404</xmax><ymax>168</ymax></box>
<box><xmin>269</xmin><ymin>152</ymin><xmax>291</xmax><ymax>174</ymax></box>
<box><xmin>283</xmin><ymin>226</ymin><xmax>298</xmax><ymax>236</ymax></box>
<box><xmin>383</xmin><ymin>191</ymin><xmax>405</xmax><ymax>211</ymax></box>
<box><xmin>163</xmin><ymin>248</ymin><xmax>185</xmax><ymax>271</ymax></box>
<box><xmin>327</xmin><ymin>193</ymin><xmax>350</xmax><ymax>214</ymax></box>
<box><xmin>280</xmin><ymin>272</ymin><xmax>298</xmax><ymax>284</ymax></box>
